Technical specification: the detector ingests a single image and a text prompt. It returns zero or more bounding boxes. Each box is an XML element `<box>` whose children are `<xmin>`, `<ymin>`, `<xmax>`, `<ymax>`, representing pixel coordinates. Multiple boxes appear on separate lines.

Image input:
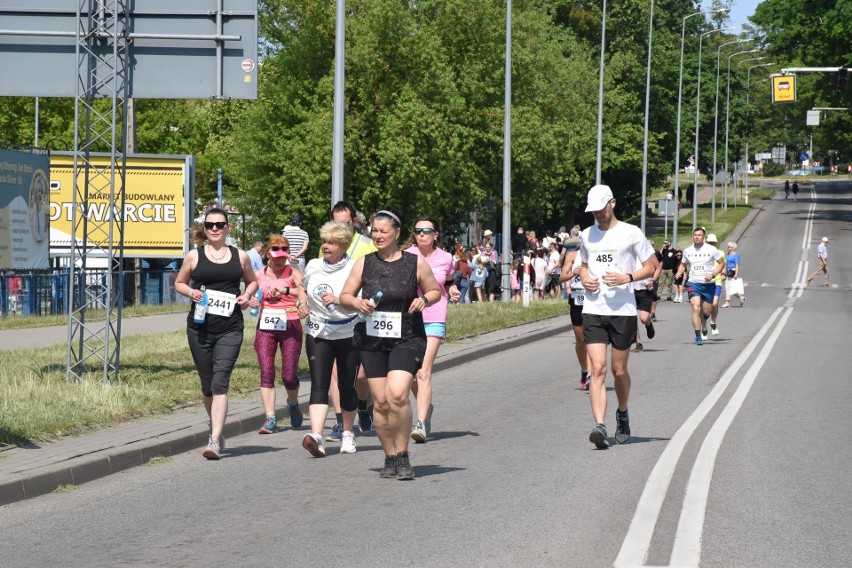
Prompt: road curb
<box><xmin>0</xmin><ymin>315</ymin><xmax>570</xmax><ymax>506</ymax></box>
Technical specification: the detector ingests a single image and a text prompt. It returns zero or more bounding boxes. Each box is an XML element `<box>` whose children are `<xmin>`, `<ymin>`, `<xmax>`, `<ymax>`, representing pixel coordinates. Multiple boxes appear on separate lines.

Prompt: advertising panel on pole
<box><xmin>771</xmin><ymin>74</ymin><xmax>797</xmax><ymax>104</ymax></box>
<box><xmin>49</xmin><ymin>153</ymin><xmax>195</xmax><ymax>259</ymax></box>
<box><xmin>0</xmin><ymin>148</ymin><xmax>51</xmax><ymax>270</ymax></box>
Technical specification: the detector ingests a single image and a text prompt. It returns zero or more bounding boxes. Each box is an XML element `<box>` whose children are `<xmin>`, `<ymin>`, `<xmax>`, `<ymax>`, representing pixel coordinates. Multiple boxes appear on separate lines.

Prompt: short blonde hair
<box><xmin>319</xmin><ymin>221</ymin><xmax>354</xmax><ymax>249</ymax></box>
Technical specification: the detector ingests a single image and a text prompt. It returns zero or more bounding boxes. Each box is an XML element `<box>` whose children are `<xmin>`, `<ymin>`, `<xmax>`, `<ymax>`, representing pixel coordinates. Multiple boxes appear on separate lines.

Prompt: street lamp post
<box><xmin>692</xmin><ymin>26</ymin><xmax>735</xmax><ymax>232</ymax></box>
<box><xmin>331</xmin><ymin>0</ymin><xmax>345</xmax><ymax>206</ymax></box>
<box><xmin>595</xmin><ymin>0</ymin><xmax>607</xmax><ymax>185</ymax></box>
<box><xmin>743</xmin><ymin>62</ymin><xmax>775</xmax><ymax>206</ymax></box>
<box><xmin>724</xmin><ymin>49</ymin><xmax>760</xmax><ymax>210</ymax></box>
<box><xmin>731</xmin><ymin>56</ymin><xmax>767</xmax><ymax>205</ymax></box>
<box><xmin>711</xmin><ymin>39</ymin><xmax>749</xmax><ymax>224</ymax></box>
<box><xmin>501</xmin><ymin>0</ymin><xmax>512</xmax><ymax>303</ymax></box>
<box><xmin>640</xmin><ymin>0</ymin><xmax>654</xmax><ymax>235</ymax></box>
<box><xmin>672</xmin><ymin>8</ymin><xmax>728</xmax><ymax>249</ymax></box>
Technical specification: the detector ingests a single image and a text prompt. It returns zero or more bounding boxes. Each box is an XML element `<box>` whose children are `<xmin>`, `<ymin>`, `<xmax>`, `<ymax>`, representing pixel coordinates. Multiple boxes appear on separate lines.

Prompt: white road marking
<box><xmin>615</xmin><ymin>184</ymin><xmax>820</xmax><ymax>568</ymax></box>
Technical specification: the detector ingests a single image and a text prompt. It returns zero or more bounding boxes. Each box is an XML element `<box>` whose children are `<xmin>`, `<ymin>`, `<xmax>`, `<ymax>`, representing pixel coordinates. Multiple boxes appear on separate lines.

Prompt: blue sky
<box><xmin>705</xmin><ymin>0</ymin><xmax>762</xmax><ymax>29</ymax></box>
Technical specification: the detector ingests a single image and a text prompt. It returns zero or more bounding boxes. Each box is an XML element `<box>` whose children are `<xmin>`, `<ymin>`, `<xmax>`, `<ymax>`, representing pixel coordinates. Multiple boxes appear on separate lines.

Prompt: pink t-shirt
<box><xmin>254</xmin><ymin>265</ymin><xmax>299</xmax><ymax>321</ymax></box>
<box><xmin>405</xmin><ymin>245</ymin><xmax>453</xmax><ymax>324</ymax></box>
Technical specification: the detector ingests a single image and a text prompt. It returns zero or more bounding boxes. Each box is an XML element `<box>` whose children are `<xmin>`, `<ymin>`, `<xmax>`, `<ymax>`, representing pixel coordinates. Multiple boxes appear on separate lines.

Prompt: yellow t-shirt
<box><xmin>714</xmin><ymin>253</ymin><xmax>726</xmax><ymax>285</ymax></box>
<box><xmin>347</xmin><ymin>232</ymin><xmax>377</xmax><ymax>260</ymax></box>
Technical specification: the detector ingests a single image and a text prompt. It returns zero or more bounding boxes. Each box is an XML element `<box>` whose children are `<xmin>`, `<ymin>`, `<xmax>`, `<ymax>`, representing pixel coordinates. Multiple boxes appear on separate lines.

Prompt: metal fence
<box><xmin>0</xmin><ymin>269</ymin><xmax>189</xmax><ymax>318</ymax></box>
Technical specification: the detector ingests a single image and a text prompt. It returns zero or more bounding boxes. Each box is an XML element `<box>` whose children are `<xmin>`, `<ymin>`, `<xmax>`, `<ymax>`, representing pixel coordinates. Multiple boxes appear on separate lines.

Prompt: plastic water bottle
<box><xmin>357</xmin><ymin>291</ymin><xmax>383</xmax><ymax>322</ymax></box>
<box><xmin>249</xmin><ymin>288</ymin><xmax>263</xmax><ymax>317</ymax></box>
<box><xmin>193</xmin><ymin>285</ymin><xmax>208</xmax><ymax>324</ymax></box>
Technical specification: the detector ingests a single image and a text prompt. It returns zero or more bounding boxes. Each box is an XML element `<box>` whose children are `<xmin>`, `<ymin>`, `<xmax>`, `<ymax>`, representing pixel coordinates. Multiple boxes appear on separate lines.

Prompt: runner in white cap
<box><xmin>578</xmin><ymin>185</ymin><xmax>656</xmax><ymax>449</ymax></box>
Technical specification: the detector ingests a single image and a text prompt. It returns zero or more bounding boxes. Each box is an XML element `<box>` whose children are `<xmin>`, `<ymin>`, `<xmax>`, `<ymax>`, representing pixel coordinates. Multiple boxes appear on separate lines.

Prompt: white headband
<box><xmin>376</xmin><ymin>210</ymin><xmax>401</xmax><ymax>226</ymax></box>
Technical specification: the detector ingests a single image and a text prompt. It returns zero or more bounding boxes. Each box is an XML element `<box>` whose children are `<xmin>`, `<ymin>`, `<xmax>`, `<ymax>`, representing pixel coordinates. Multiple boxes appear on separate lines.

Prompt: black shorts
<box><xmin>582</xmin><ymin>313</ymin><xmax>637</xmax><ymax>351</ymax></box>
<box><xmin>569</xmin><ymin>296</ymin><xmax>584</xmax><ymax>327</ymax></box>
<box><xmin>359</xmin><ymin>348</ymin><xmax>423</xmax><ymax>379</ymax></box>
<box><xmin>634</xmin><ymin>289</ymin><xmax>654</xmax><ymax>313</ymax></box>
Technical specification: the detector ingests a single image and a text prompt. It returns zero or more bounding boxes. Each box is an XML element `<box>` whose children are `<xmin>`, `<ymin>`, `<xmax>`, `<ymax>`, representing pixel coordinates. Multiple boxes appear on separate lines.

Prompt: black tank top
<box><xmin>354</xmin><ymin>251</ymin><xmax>425</xmax><ymax>352</ymax></box>
<box><xmin>187</xmin><ymin>245</ymin><xmax>244</xmax><ymax>333</ymax></box>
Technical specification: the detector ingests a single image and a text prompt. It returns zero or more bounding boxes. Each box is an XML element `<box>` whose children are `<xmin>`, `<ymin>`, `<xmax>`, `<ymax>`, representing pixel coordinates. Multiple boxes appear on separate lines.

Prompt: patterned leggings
<box><xmin>254</xmin><ymin>320</ymin><xmax>302</xmax><ymax>390</ymax></box>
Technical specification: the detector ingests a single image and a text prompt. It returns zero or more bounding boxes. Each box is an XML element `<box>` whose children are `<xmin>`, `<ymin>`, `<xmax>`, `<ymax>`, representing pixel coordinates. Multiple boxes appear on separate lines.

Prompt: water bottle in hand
<box><xmin>357</xmin><ymin>291</ymin><xmax>383</xmax><ymax>322</ymax></box>
<box><xmin>193</xmin><ymin>285</ymin><xmax>208</xmax><ymax>324</ymax></box>
<box><xmin>249</xmin><ymin>288</ymin><xmax>263</xmax><ymax>317</ymax></box>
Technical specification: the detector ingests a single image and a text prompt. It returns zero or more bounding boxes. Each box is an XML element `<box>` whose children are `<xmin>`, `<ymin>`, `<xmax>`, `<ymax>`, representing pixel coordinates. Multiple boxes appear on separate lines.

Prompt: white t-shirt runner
<box><xmin>301</xmin><ymin>257</ymin><xmax>358</xmax><ymax>340</ymax></box>
<box><xmin>579</xmin><ymin>221</ymin><xmax>654</xmax><ymax>317</ymax></box>
<box><xmin>681</xmin><ymin>243</ymin><xmax>723</xmax><ymax>284</ymax></box>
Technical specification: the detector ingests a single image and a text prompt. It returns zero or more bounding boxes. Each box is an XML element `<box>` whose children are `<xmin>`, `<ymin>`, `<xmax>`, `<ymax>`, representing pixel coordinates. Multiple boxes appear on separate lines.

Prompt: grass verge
<box><xmin>0</xmin><ymin>299</ymin><xmax>567</xmax><ymax>445</ymax></box>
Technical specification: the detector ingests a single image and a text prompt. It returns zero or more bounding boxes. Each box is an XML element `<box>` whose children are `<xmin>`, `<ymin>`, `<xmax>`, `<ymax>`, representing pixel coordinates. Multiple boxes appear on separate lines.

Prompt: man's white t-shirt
<box><xmin>681</xmin><ymin>243</ymin><xmax>723</xmax><ymax>283</ymax></box>
<box><xmin>579</xmin><ymin>221</ymin><xmax>654</xmax><ymax>316</ymax></box>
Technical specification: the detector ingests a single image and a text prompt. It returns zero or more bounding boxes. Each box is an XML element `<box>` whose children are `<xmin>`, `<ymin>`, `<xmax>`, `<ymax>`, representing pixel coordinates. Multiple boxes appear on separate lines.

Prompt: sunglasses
<box><xmin>414</xmin><ymin>228</ymin><xmax>436</xmax><ymax>235</ymax></box>
<box><xmin>204</xmin><ymin>221</ymin><xmax>228</xmax><ymax>230</ymax></box>
<box><xmin>269</xmin><ymin>245</ymin><xmax>289</xmax><ymax>252</ymax></box>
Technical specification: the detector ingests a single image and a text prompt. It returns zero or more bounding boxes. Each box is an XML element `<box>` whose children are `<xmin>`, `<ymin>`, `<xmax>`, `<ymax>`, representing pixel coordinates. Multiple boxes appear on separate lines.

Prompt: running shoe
<box><xmin>203</xmin><ymin>436</ymin><xmax>221</xmax><ymax>460</ymax></box>
<box><xmin>615</xmin><ymin>409</ymin><xmax>631</xmax><ymax>444</ymax></box>
<box><xmin>695</xmin><ymin>335</ymin><xmax>703</xmax><ymax>346</ymax></box>
<box><xmin>288</xmin><ymin>403</ymin><xmax>303</xmax><ymax>429</ymax></box>
<box><xmin>358</xmin><ymin>404</ymin><xmax>374</xmax><ymax>433</ymax></box>
<box><xmin>340</xmin><ymin>431</ymin><xmax>357</xmax><ymax>454</ymax></box>
<box><xmin>711</xmin><ymin>327</ymin><xmax>720</xmax><ymax>336</ymax></box>
<box><xmin>326</xmin><ymin>422</ymin><xmax>343</xmax><ymax>442</ymax></box>
<box><xmin>580</xmin><ymin>371</ymin><xmax>590</xmax><ymax>391</ymax></box>
<box><xmin>302</xmin><ymin>432</ymin><xmax>326</xmax><ymax>457</ymax></box>
<box><xmin>589</xmin><ymin>423</ymin><xmax>610</xmax><ymax>449</ymax></box>
<box><xmin>411</xmin><ymin>420</ymin><xmax>427</xmax><ymax>444</ymax></box>
<box><xmin>651</xmin><ymin>313</ymin><xmax>657</xmax><ymax>322</ymax></box>
<box><xmin>701</xmin><ymin>329</ymin><xmax>708</xmax><ymax>341</ymax></box>
<box><xmin>646</xmin><ymin>322</ymin><xmax>655</xmax><ymax>339</ymax></box>
<box><xmin>380</xmin><ymin>454</ymin><xmax>398</xmax><ymax>478</ymax></box>
<box><xmin>258</xmin><ymin>415</ymin><xmax>277</xmax><ymax>434</ymax></box>
<box><xmin>396</xmin><ymin>451</ymin><xmax>415</xmax><ymax>480</ymax></box>
<box><xmin>632</xmin><ymin>342</ymin><xmax>644</xmax><ymax>353</ymax></box>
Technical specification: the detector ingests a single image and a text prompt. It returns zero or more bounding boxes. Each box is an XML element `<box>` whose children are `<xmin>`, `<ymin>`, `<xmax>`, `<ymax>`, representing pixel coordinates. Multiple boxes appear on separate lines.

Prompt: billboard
<box><xmin>0</xmin><ymin>148</ymin><xmax>51</xmax><ymax>270</ymax></box>
<box><xmin>49</xmin><ymin>153</ymin><xmax>195</xmax><ymax>258</ymax></box>
<box><xmin>771</xmin><ymin>74</ymin><xmax>797</xmax><ymax>104</ymax></box>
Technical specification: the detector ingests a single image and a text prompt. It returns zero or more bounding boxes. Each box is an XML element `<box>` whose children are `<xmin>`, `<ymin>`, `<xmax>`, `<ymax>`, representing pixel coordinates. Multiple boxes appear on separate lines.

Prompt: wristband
<box><xmin>285</xmin><ymin>286</ymin><xmax>290</xmax><ymax>295</ymax></box>
<box><xmin>421</xmin><ymin>295</ymin><xmax>431</xmax><ymax>307</ymax></box>
<box><xmin>628</xmin><ymin>274</ymin><xmax>634</xmax><ymax>282</ymax></box>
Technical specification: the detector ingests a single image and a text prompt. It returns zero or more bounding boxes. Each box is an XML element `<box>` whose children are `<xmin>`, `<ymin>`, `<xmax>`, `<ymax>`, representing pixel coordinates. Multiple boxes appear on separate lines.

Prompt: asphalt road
<box><xmin>0</xmin><ymin>181</ymin><xmax>849</xmax><ymax>568</ymax></box>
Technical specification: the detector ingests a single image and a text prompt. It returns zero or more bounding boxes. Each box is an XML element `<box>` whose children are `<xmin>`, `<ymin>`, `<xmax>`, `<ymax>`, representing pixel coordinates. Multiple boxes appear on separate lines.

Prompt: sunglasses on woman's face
<box><xmin>204</xmin><ymin>221</ymin><xmax>228</xmax><ymax>230</ymax></box>
<box><xmin>269</xmin><ymin>245</ymin><xmax>289</xmax><ymax>252</ymax></box>
<box><xmin>414</xmin><ymin>228</ymin><xmax>436</xmax><ymax>235</ymax></box>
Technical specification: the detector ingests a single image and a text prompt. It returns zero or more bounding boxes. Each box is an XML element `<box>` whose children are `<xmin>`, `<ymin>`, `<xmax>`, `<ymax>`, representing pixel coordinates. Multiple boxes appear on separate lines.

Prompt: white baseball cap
<box><xmin>585</xmin><ymin>184</ymin><xmax>614</xmax><ymax>212</ymax></box>
<box><xmin>706</xmin><ymin>233</ymin><xmax>718</xmax><ymax>244</ymax></box>
<box><xmin>821</xmin><ymin>237</ymin><xmax>828</xmax><ymax>242</ymax></box>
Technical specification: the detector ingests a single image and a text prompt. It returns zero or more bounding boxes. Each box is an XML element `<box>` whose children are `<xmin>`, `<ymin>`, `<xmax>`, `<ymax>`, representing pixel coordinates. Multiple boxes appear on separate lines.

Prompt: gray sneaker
<box><xmin>411</xmin><ymin>420</ymin><xmax>427</xmax><ymax>444</ymax></box>
<box><xmin>589</xmin><ymin>424</ymin><xmax>610</xmax><ymax>449</ymax></box>
<box><xmin>615</xmin><ymin>410</ymin><xmax>631</xmax><ymax>444</ymax></box>
<box><xmin>203</xmin><ymin>436</ymin><xmax>221</xmax><ymax>460</ymax></box>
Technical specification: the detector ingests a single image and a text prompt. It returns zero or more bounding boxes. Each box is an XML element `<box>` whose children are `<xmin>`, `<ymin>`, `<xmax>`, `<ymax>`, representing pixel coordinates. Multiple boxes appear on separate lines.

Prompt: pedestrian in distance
<box><xmin>791</xmin><ymin>181</ymin><xmax>800</xmax><ymax>201</ymax></box>
<box><xmin>673</xmin><ymin>250</ymin><xmax>684</xmax><ymax>302</ymax></box>
<box><xmin>805</xmin><ymin>237</ymin><xmax>831</xmax><ymax>287</ymax></box>
<box><xmin>174</xmin><ymin>208</ymin><xmax>258</xmax><ymax>460</ymax></box>
<box><xmin>784</xmin><ymin>180</ymin><xmax>790</xmax><ymax>200</ymax></box>
<box><xmin>298</xmin><ymin>221</ymin><xmax>360</xmax><ymax>457</ymax></box>
<box><xmin>339</xmin><ymin>208</ymin><xmax>441</xmax><ymax>480</ymax></box>
<box><xmin>658</xmin><ymin>240</ymin><xmax>676</xmax><ymax>301</ymax></box>
<box><xmin>631</xmin><ymin>242</ymin><xmax>661</xmax><ymax>353</ymax></box>
<box><xmin>675</xmin><ymin>227</ymin><xmax>725</xmax><ymax>346</ymax></box>
<box><xmin>722</xmin><ymin>242</ymin><xmax>745</xmax><ymax>307</ymax></box>
<box><xmin>282</xmin><ymin>215</ymin><xmax>310</xmax><ymax>273</ymax></box>
<box><xmin>578</xmin><ymin>185</ymin><xmax>656</xmax><ymax>449</ymax></box>
<box><xmin>405</xmin><ymin>216</ymin><xmax>461</xmax><ymax>443</ymax></box>
<box><xmin>247</xmin><ymin>234</ymin><xmax>305</xmax><ymax>436</ymax></box>
<box><xmin>247</xmin><ymin>240</ymin><xmax>265</xmax><ymax>272</ymax></box>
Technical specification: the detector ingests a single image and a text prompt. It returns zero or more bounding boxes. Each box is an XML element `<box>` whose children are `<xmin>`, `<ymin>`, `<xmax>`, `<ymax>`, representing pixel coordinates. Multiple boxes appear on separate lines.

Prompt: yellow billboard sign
<box><xmin>771</xmin><ymin>74</ymin><xmax>796</xmax><ymax>104</ymax></box>
<box><xmin>49</xmin><ymin>153</ymin><xmax>195</xmax><ymax>258</ymax></box>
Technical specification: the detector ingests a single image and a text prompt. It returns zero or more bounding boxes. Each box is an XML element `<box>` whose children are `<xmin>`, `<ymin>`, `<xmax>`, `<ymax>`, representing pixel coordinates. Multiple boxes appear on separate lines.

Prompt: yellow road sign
<box><xmin>771</xmin><ymin>74</ymin><xmax>797</xmax><ymax>104</ymax></box>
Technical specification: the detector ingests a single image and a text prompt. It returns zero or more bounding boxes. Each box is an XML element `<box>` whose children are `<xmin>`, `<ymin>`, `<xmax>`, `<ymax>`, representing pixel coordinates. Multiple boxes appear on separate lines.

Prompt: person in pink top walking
<box><xmin>405</xmin><ymin>216</ymin><xmax>461</xmax><ymax>442</ymax></box>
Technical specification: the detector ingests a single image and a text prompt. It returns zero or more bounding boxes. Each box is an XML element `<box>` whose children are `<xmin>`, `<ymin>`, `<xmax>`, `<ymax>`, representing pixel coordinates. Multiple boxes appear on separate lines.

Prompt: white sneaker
<box><xmin>340</xmin><ymin>431</ymin><xmax>357</xmax><ymax>454</ymax></box>
<box><xmin>711</xmin><ymin>327</ymin><xmax>720</xmax><ymax>336</ymax></box>
<box><xmin>302</xmin><ymin>432</ymin><xmax>326</xmax><ymax>457</ymax></box>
